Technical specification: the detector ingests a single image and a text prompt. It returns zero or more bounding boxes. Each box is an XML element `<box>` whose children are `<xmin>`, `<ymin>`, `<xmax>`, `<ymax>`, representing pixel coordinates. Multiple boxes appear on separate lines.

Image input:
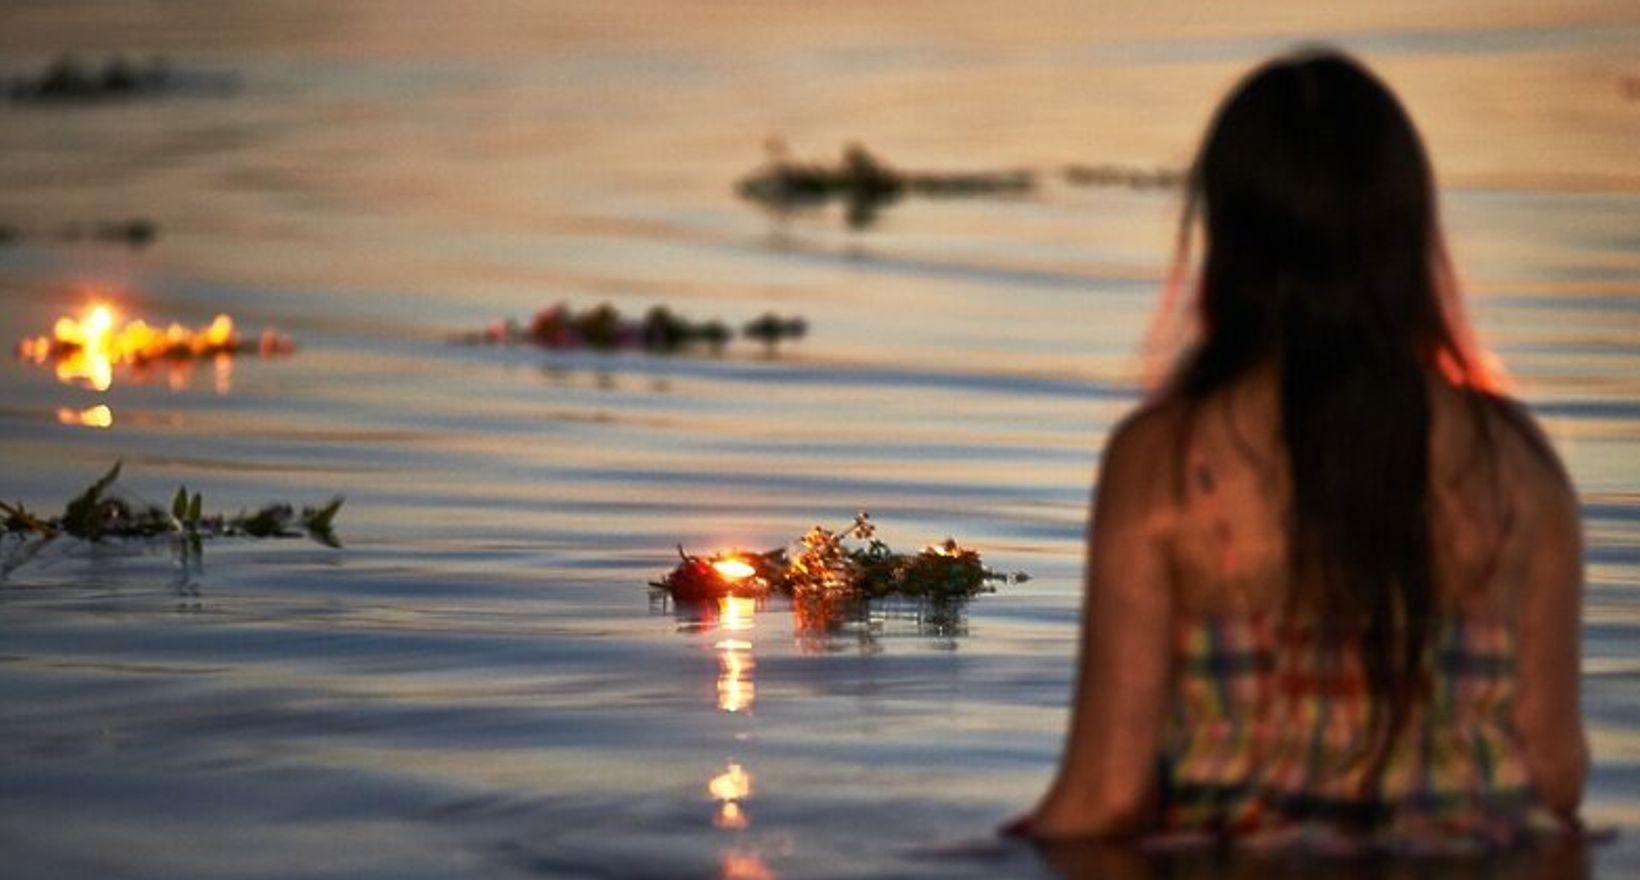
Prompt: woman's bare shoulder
<box><xmin>1434</xmin><ymin>382</ymin><xmax>1574</xmax><ymax>502</ymax></box>
<box><xmin>1092</xmin><ymin>397</ymin><xmax>1202</xmax><ymax>547</ymax></box>
<box><xmin>1102</xmin><ymin>398</ymin><xmax>1192</xmax><ymax>491</ymax></box>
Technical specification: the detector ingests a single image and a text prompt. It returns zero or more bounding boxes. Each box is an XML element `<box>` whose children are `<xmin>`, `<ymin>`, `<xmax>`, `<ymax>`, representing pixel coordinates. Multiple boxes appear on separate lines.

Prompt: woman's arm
<box><xmin>1509</xmin><ymin>426</ymin><xmax>1588</xmax><ymax>819</ymax></box>
<box><xmin>1024</xmin><ymin>407</ymin><xmax>1178</xmax><ymax>839</ymax></box>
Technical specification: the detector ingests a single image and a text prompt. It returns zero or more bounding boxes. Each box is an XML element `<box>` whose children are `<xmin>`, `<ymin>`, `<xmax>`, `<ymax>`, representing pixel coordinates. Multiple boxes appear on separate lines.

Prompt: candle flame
<box><xmin>924</xmin><ymin>538</ymin><xmax>966</xmax><ymax>557</ymax></box>
<box><xmin>712</xmin><ymin>558</ymin><xmax>757</xmax><ymax>581</ymax></box>
<box><xmin>87</xmin><ymin>304</ymin><xmax>114</xmax><ymax>335</ymax></box>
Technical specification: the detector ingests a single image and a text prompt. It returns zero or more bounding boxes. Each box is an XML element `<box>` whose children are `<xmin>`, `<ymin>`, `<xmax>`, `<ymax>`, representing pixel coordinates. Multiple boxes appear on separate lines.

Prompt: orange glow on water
<box><xmin>716</xmin><ymin>800</ymin><xmax>748</xmax><ymax>830</ymax></box>
<box><xmin>213</xmin><ymin>353</ymin><xmax>234</xmax><ymax>395</ymax></box>
<box><xmin>719</xmin><ymin>851</ymin><xmax>775</xmax><ymax>880</ymax></box>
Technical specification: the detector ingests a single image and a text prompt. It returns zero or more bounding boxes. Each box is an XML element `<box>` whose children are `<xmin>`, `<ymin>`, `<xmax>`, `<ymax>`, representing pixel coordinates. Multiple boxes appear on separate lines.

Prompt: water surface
<box><xmin>2</xmin><ymin>2</ymin><xmax>1639</xmax><ymax>877</ymax></box>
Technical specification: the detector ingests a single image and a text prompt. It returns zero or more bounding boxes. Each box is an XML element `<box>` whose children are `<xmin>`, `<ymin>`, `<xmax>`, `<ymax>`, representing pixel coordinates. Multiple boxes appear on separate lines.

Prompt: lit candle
<box><xmin>711</xmin><ymin>558</ymin><xmax>758</xmax><ymax>582</ymax></box>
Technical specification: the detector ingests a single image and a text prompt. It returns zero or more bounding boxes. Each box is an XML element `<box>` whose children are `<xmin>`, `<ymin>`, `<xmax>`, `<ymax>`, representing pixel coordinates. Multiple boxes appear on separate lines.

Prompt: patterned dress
<box><xmin>1155</xmin><ymin>612</ymin><xmax>1562</xmax><ymax>851</ymax></box>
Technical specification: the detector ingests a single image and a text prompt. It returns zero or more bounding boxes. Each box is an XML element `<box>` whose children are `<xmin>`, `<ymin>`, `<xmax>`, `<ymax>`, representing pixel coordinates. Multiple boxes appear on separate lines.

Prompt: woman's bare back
<box><xmin>1022</xmin><ymin>369</ymin><xmax>1586</xmax><ymax>839</ymax></box>
<box><xmin>1166</xmin><ymin>368</ymin><xmax>1565</xmax><ymax>621</ymax></box>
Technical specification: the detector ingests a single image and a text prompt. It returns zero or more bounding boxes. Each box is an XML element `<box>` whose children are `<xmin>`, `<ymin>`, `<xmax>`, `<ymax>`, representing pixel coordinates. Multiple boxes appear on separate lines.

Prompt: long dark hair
<box><xmin>1161</xmin><ymin>49</ymin><xmax>1496</xmax><ymax>783</ymax></box>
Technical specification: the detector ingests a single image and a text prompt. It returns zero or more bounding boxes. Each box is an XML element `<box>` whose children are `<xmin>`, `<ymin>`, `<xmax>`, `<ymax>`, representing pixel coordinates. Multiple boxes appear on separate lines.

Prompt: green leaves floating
<box><xmin>650</xmin><ymin>512</ymin><xmax>1027</xmax><ymax>604</ymax></box>
<box><xmin>3</xmin><ymin>460</ymin><xmax>343</xmax><ymax>550</ymax></box>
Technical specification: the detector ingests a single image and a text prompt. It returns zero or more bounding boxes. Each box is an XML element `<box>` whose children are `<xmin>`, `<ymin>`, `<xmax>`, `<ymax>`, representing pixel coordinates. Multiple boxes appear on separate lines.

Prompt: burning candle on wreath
<box><xmin>652</xmin><ymin>547</ymin><xmax>771</xmax><ymax>602</ymax></box>
<box><xmin>711</xmin><ymin>557</ymin><xmax>758</xmax><ymax>583</ymax></box>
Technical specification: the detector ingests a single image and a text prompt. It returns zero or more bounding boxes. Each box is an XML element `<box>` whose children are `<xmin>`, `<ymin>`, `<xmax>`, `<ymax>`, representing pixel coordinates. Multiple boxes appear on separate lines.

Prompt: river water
<box><xmin>1</xmin><ymin>2</ymin><xmax>1638</xmax><ymax>877</ymax></box>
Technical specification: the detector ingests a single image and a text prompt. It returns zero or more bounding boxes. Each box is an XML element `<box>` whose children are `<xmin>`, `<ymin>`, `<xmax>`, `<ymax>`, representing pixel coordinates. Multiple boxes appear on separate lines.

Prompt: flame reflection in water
<box><xmin>709</xmin><ymin>762</ymin><xmax>752</xmax><ymax>830</ymax></box>
<box><xmin>716</xmin><ymin>595</ymin><xmax>757</xmax><ymax>714</ymax></box>
<box><xmin>719</xmin><ymin>850</ymin><xmax>776</xmax><ymax>880</ymax></box>
<box><xmin>56</xmin><ymin>404</ymin><xmax>113</xmax><ymax>429</ymax></box>
<box><xmin>707</xmin><ymin>595</ymin><xmax>763</xmax><ymax>873</ymax></box>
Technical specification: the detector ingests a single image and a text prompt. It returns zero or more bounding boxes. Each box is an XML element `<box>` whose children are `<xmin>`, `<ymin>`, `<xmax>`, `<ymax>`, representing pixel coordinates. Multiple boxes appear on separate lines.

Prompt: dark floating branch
<box><xmin>7</xmin><ymin>54</ymin><xmax>238</xmax><ymax>104</ymax></box>
<box><xmin>741</xmin><ymin>313</ymin><xmax>809</xmax><ymax>348</ymax></box>
<box><xmin>1062</xmin><ymin>163</ymin><xmax>1184</xmax><ymax>190</ymax></box>
<box><xmin>737</xmin><ymin>141</ymin><xmax>1035</xmax><ymax>229</ymax></box>
<box><xmin>649</xmin><ymin>512</ymin><xmax>1028</xmax><ymax>604</ymax></box>
<box><xmin>0</xmin><ymin>218</ymin><xmax>159</xmax><ymax>250</ymax></box>
<box><xmin>455</xmin><ymin>302</ymin><xmax>806</xmax><ymax>354</ymax></box>
<box><xmin>2</xmin><ymin>461</ymin><xmax>343</xmax><ymax>558</ymax></box>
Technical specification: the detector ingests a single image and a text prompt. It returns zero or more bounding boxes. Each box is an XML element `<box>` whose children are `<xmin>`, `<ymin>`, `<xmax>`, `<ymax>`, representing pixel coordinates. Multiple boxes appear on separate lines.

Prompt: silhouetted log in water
<box><xmin>0</xmin><ymin>218</ymin><xmax>160</xmax><ymax>249</ymax></box>
<box><xmin>89</xmin><ymin>218</ymin><xmax>159</xmax><ymax>247</ymax></box>
<box><xmin>8</xmin><ymin>54</ymin><xmax>237</xmax><ymax>103</ymax></box>
<box><xmin>737</xmin><ymin>141</ymin><xmax>1035</xmax><ymax>228</ymax></box>
<box><xmin>1062</xmin><ymin>163</ymin><xmax>1184</xmax><ymax>189</ymax></box>
<box><xmin>742</xmin><ymin>313</ymin><xmax>807</xmax><ymax>348</ymax></box>
<box><xmin>456</xmin><ymin>302</ymin><xmax>807</xmax><ymax>354</ymax></box>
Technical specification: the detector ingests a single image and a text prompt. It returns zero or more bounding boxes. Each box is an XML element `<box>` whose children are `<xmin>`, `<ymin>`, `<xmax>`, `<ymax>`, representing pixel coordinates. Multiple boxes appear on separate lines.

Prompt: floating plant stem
<box><xmin>2</xmin><ymin>461</ymin><xmax>344</xmax><ymax>578</ymax></box>
<box><xmin>736</xmin><ymin>141</ymin><xmax>1035</xmax><ymax>228</ymax></box>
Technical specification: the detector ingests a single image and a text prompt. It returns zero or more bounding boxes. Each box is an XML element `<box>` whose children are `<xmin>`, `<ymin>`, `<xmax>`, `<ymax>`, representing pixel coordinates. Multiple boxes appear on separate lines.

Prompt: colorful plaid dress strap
<box><xmin>1155</xmin><ymin>613</ymin><xmax>1559</xmax><ymax>850</ymax></box>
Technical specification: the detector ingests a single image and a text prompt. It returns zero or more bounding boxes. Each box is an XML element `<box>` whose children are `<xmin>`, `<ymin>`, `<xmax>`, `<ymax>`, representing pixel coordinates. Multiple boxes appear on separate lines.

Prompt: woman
<box><xmin>1019</xmin><ymin>49</ymin><xmax>1586</xmax><ymax>850</ymax></box>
